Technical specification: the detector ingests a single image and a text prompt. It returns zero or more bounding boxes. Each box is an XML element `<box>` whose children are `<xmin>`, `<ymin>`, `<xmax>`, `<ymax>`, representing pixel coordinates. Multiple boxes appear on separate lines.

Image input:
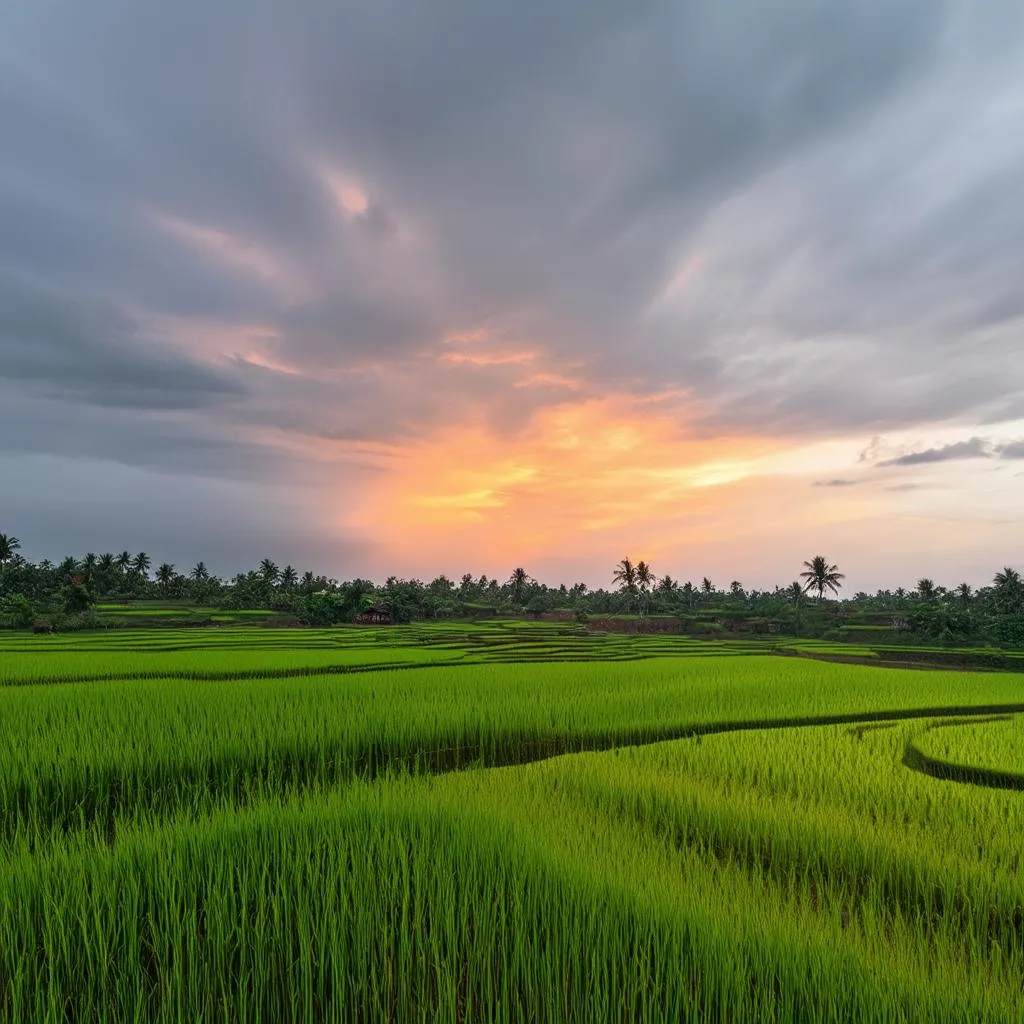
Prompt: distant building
<box><xmin>355</xmin><ymin>606</ymin><xmax>394</xmax><ymax>626</ymax></box>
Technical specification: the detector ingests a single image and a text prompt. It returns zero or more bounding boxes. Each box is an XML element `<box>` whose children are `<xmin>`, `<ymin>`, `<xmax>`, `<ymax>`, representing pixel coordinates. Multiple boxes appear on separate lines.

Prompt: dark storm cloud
<box><xmin>4</xmin><ymin>0</ymin><xmax>1024</xmax><ymax>567</ymax></box>
<box><xmin>0</xmin><ymin>273</ymin><xmax>245</xmax><ymax>410</ymax></box>
<box><xmin>997</xmin><ymin>441</ymin><xmax>1024</xmax><ymax>459</ymax></box>
<box><xmin>876</xmin><ymin>437</ymin><xmax>991</xmax><ymax>467</ymax></box>
<box><xmin>0</xmin><ymin>387</ymin><xmax>280</xmax><ymax>481</ymax></box>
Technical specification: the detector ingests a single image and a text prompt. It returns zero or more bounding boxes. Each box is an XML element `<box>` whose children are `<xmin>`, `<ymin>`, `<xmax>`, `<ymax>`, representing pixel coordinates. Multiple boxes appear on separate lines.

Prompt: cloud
<box><xmin>812</xmin><ymin>479</ymin><xmax>864</xmax><ymax>487</ymax></box>
<box><xmin>996</xmin><ymin>440</ymin><xmax>1024</xmax><ymax>459</ymax></box>
<box><xmin>3</xmin><ymin>1</ymin><xmax>1024</xmax><ymax>577</ymax></box>
<box><xmin>0</xmin><ymin>273</ymin><xmax>246</xmax><ymax>410</ymax></box>
<box><xmin>876</xmin><ymin>437</ymin><xmax>991</xmax><ymax>467</ymax></box>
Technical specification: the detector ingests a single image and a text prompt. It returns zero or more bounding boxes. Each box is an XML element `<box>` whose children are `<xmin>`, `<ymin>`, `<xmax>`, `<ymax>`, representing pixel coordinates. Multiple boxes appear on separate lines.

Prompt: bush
<box><xmin>52</xmin><ymin>610</ymin><xmax>107</xmax><ymax>632</ymax></box>
<box><xmin>1</xmin><ymin>593</ymin><xmax>36</xmax><ymax>629</ymax></box>
<box><xmin>297</xmin><ymin>592</ymin><xmax>356</xmax><ymax>627</ymax></box>
<box><xmin>60</xmin><ymin>581</ymin><xmax>93</xmax><ymax>615</ymax></box>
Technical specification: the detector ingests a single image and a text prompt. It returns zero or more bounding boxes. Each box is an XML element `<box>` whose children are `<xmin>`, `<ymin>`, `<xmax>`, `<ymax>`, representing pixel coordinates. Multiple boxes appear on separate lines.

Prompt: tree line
<box><xmin>0</xmin><ymin>532</ymin><xmax>1021</xmax><ymax>644</ymax></box>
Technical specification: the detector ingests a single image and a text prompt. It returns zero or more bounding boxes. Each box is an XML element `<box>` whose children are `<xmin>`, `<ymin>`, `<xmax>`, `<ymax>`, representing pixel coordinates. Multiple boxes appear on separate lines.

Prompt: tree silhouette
<box><xmin>0</xmin><ymin>533</ymin><xmax>20</xmax><ymax>569</ymax></box>
<box><xmin>635</xmin><ymin>560</ymin><xmax>654</xmax><ymax>615</ymax></box>
<box><xmin>507</xmin><ymin>567</ymin><xmax>531</xmax><ymax>605</ymax></box>
<box><xmin>155</xmin><ymin>563</ymin><xmax>176</xmax><ymax>594</ymax></box>
<box><xmin>656</xmin><ymin>575</ymin><xmax>678</xmax><ymax>595</ymax></box>
<box><xmin>612</xmin><ymin>558</ymin><xmax>638</xmax><ymax>610</ymax></box>
<box><xmin>916</xmin><ymin>578</ymin><xmax>936</xmax><ymax>602</ymax></box>
<box><xmin>259</xmin><ymin>559</ymin><xmax>280</xmax><ymax>586</ymax></box>
<box><xmin>993</xmin><ymin>567</ymin><xmax>1023</xmax><ymax>612</ymax></box>
<box><xmin>787</xmin><ymin>580</ymin><xmax>806</xmax><ymax>627</ymax></box>
<box><xmin>800</xmin><ymin>556</ymin><xmax>845</xmax><ymax>599</ymax></box>
<box><xmin>96</xmin><ymin>553</ymin><xmax>116</xmax><ymax>596</ymax></box>
<box><xmin>132</xmin><ymin>552</ymin><xmax>151</xmax><ymax>579</ymax></box>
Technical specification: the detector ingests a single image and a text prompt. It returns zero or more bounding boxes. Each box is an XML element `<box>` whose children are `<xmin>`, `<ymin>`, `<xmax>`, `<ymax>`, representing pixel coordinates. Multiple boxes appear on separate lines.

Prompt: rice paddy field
<box><xmin>2</xmin><ymin>621</ymin><xmax>1024</xmax><ymax>1021</ymax></box>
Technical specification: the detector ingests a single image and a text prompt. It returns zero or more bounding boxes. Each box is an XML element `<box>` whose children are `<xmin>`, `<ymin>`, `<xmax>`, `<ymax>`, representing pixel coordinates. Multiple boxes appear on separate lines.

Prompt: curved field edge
<box><xmin>2</xmin><ymin>758</ymin><xmax>1017</xmax><ymax>1024</ymax></box>
<box><xmin>904</xmin><ymin>715</ymin><xmax>1024</xmax><ymax>790</ymax></box>
<box><xmin>5</xmin><ymin>655</ymin><xmax>1024</xmax><ymax>847</ymax></box>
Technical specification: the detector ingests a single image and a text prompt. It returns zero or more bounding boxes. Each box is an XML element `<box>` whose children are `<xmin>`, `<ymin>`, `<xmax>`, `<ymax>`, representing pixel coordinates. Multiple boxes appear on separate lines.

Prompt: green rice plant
<box><xmin>906</xmin><ymin>715</ymin><xmax>1024</xmax><ymax>790</ymax></box>
<box><xmin>0</xmin><ymin>645</ymin><xmax>457</xmax><ymax>686</ymax></box>
<box><xmin>2</xmin><ymin>718</ymin><xmax>1022</xmax><ymax>1021</ymax></box>
<box><xmin>4</xmin><ymin>656</ymin><xmax>1024</xmax><ymax>849</ymax></box>
<box><xmin>5</xmin><ymin>625</ymin><xmax>1024</xmax><ymax>1020</ymax></box>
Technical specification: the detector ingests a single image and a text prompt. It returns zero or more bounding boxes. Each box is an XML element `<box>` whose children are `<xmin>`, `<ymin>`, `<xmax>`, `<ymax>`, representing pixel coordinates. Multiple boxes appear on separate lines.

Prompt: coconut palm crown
<box><xmin>800</xmin><ymin>556</ymin><xmax>845</xmax><ymax>599</ymax></box>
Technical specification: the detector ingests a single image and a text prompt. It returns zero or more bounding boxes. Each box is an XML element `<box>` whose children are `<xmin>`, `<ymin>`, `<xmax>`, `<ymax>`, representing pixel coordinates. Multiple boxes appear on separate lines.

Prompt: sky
<box><xmin>2</xmin><ymin>1</ymin><xmax>1024</xmax><ymax>592</ymax></box>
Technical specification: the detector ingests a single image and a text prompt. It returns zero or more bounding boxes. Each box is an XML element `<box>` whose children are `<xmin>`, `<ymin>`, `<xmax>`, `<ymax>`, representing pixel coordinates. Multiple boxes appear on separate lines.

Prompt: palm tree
<box><xmin>0</xmin><ymin>533</ymin><xmax>20</xmax><ymax>570</ymax></box>
<box><xmin>635</xmin><ymin>560</ymin><xmax>654</xmax><ymax>615</ymax></box>
<box><xmin>800</xmin><ymin>556</ymin><xmax>845</xmax><ymax>600</ymax></box>
<box><xmin>701</xmin><ymin>577</ymin><xmax>714</xmax><ymax>598</ymax></box>
<box><xmin>612</xmin><ymin>558</ymin><xmax>638</xmax><ymax>610</ymax></box>
<box><xmin>280</xmin><ymin>565</ymin><xmax>298</xmax><ymax>590</ymax></box>
<box><xmin>612</xmin><ymin>558</ymin><xmax>636</xmax><ymax>588</ymax></box>
<box><xmin>993</xmin><ymin>567</ymin><xmax>1020</xmax><ymax>589</ymax></box>
<box><xmin>132</xmin><ymin>552</ymin><xmax>151</xmax><ymax>579</ymax></box>
<box><xmin>656</xmin><ymin>575</ymin><xmax>678</xmax><ymax>594</ymax></box>
<box><xmin>729</xmin><ymin>580</ymin><xmax>745</xmax><ymax>600</ymax></box>
<box><xmin>116</xmin><ymin>551</ymin><xmax>132</xmax><ymax>575</ymax></box>
<box><xmin>681</xmin><ymin>581</ymin><xmax>697</xmax><ymax>609</ymax></box>
<box><xmin>190</xmin><ymin>562</ymin><xmax>209</xmax><ymax>582</ymax></box>
<box><xmin>82</xmin><ymin>552</ymin><xmax>98</xmax><ymax>579</ymax></box>
<box><xmin>916</xmin><ymin>578</ymin><xmax>936</xmax><ymax>602</ymax></box>
<box><xmin>155</xmin><ymin>563</ymin><xmax>176</xmax><ymax>594</ymax></box>
<box><xmin>507</xmin><ymin>567</ymin><xmax>531</xmax><ymax>605</ymax></box>
<box><xmin>787</xmin><ymin>580</ymin><xmax>806</xmax><ymax>628</ymax></box>
<box><xmin>96</xmin><ymin>553</ymin><xmax>116</xmax><ymax>596</ymax></box>
<box><xmin>259</xmin><ymin>559</ymin><xmax>280</xmax><ymax>586</ymax></box>
<box><xmin>993</xmin><ymin>567</ymin><xmax>1023</xmax><ymax>611</ymax></box>
<box><xmin>955</xmin><ymin>583</ymin><xmax>972</xmax><ymax>606</ymax></box>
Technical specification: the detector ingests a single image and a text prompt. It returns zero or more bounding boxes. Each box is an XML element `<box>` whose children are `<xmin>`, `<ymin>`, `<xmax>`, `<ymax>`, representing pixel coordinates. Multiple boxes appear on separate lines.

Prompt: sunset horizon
<box><xmin>3</xmin><ymin>2</ymin><xmax>1022</xmax><ymax>592</ymax></box>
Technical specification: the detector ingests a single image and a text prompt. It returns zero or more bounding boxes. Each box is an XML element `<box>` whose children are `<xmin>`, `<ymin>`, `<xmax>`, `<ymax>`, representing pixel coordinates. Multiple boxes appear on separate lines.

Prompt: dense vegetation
<box><xmin>2</xmin><ymin>624</ymin><xmax>1024</xmax><ymax>1020</ymax></box>
<box><xmin>2</xmin><ymin>531</ymin><xmax>1023</xmax><ymax>646</ymax></box>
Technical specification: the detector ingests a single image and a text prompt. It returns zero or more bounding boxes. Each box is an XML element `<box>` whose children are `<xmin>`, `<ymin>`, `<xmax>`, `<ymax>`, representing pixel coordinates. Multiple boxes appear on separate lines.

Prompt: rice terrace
<box><xmin>6</xmin><ymin>3</ymin><xmax>1024</xmax><ymax>1020</ymax></box>
<box><xmin>4</xmin><ymin>554</ymin><xmax>1024</xmax><ymax>1020</ymax></box>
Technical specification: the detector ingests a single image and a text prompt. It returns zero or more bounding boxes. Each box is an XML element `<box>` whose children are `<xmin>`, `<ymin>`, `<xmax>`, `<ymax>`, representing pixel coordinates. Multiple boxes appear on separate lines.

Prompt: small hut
<box><xmin>355</xmin><ymin>605</ymin><xmax>394</xmax><ymax>626</ymax></box>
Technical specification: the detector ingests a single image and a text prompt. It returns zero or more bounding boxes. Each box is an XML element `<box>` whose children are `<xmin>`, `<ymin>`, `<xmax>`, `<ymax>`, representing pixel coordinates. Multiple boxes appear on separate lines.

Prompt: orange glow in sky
<box><xmin>343</xmin><ymin>392</ymin><xmax>817</xmax><ymax>574</ymax></box>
